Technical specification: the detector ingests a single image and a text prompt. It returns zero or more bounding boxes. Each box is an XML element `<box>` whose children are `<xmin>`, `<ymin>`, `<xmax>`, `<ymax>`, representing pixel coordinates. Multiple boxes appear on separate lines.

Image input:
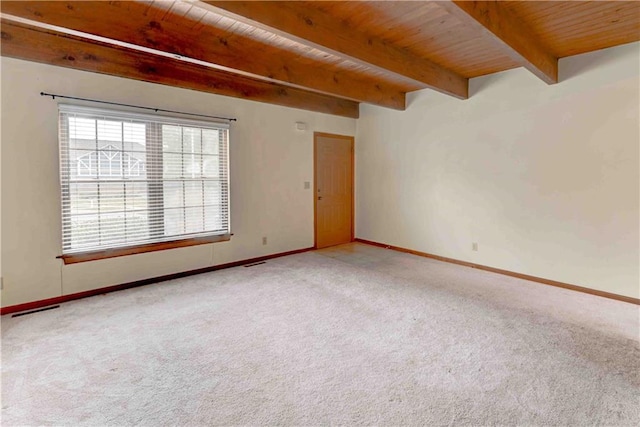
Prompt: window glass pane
<box><xmin>185</xmin><ymin>207</ymin><xmax>204</xmax><ymax>234</ymax></box>
<box><xmin>202</xmin><ymin>129</ymin><xmax>219</xmax><ymax>155</ymax></box>
<box><xmin>125</xmin><ymin>182</ymin><xmax>148</xmax><ymax>212</ymax></box>
<box><xmin>162</xmin><ymin>125</ymin><xmax>182</xmax><ymax>153</ymax></box>
<box><xmin>99</xmin><ymin>213</ymin><xmax>126</xmax><ymax>246</ymax></box>
<box><xmin>163</xmin><ymin>153</ymin><xmax>183</xmax><ymax>179</ymax></box>
<box><xmin>68</xmin><ymin>117</ymin><xmax>96</xmax><ymax>140</ymax></box>
<box><xmin>69</xmin><ymin>183</ymin><xmax>99</xmax><ymax>216</ymax></box>
<box><xmin>60</xmin><ymin>107</ymin><xmax>230</xmax><ymax>254</ymax></box>
<box><xmin>98</xmin><ymin>148</ymin><xmax>122</xmax><ymax>178</ymax></box>
<box><xmin>97</xmin><ymin>120</ymin><xmax>122</xmax><ymax>145</ymax></box>
<box><xmin>203</xmin><ymin>181</ymin><xmax>222</xmax><ymax>206</ymax></box>
<box><xmin>204</xmin><ymin>205</ymin><xmax>222</xmax><ymax>231</ymax></box>
<box><xmin>163</xmin><ymin>181</ymin><xmax>184</xmax><ymax>209</ymax></box>
<box><xmin>99</xmin><ymin>182</ymin><xmax>126</xmax><ymax>213</ymax></box>
<box><xmin>73</xmin><ymin>151</ymin><xmax>96</xmax><ymax>178</ymax></box>
<box><xmin>184</xmin><ymin>181</ymin><xmax>203</xmax><ymax>207</ymax></box>
<box><xmin>69</xmin><ymin>216</ymin><xmax>101</xmax><ymax>249</ymax></box>
<box><xmin>183</xmin><ymin>154</ymin><xmax>203</xmax><ymax>178</ymax></box>
<box><xmin>182</xmin><ymin>127</ymin><xmax>202</xmax><ymax>154</ymax></box>
<box><xmin>202</xmin><ymin>155</ymin><xmax>220</xmax><ymax>178</ymax></box>
<box><xmin>123</xmin><ymin>122</ymin><xmax>146</xmax><ymax>144</ymax></box>
<box><xmin>164</xmin><ymin>207</ymin><xmax>184</xmax><ymax>237</ymax></box>
<box><xmin>125</xmin><ymin>212</ymin><xmax>149</xmax><ymax>242</ymax></box>
<box><xmin>125</xmin><ymin>151</ymin><xmax>147</xmax><ymax>179</ymax></box>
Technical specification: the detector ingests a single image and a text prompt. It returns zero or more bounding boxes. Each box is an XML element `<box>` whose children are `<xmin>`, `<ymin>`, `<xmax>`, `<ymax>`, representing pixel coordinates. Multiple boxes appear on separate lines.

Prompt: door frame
<box><xmin>313</xmin><ymin>132</ymin><xmax>355</xmax><ymax>249</ymax></box>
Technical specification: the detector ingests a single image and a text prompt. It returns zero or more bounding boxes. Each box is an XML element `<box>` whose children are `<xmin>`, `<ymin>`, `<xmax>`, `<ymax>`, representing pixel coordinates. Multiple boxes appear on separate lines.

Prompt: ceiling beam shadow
<box><xmin>201</xmin><ymin>1</ymin><xmax>469</xmax><ymax>99</ymax></box>
<box><xmin>438</xmin><ymin>0</ymin><xmax>558</xmax><ymax>84</ymax></box>
<box><xmin>0</xmin><ymin>0</ymin><xmax>403</xmax><ymax>110</ymax></box>
<box><xmin>0</xmin><ymin>20</ymin><xmax>359</xmax><ymax>118</ymax></box>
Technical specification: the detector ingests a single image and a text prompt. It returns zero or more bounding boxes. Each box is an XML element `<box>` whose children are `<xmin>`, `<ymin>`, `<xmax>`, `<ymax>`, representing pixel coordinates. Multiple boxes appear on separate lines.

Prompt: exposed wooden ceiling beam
<box><xmin>201</xmin><ymin>1</ymin><xmax>469</xmax><ymax>99</ymax></box>
<box><xmin>0</xmin><ymin>1</ymin><xmax>403</xmax><ymax>110</ymax></box>
<box><xmin>438</xmin><ymin>1</ymin><xmax>558</xmax><ymax>84</ymax></box>
<box><xmin>0</xmin><ymin>20</ymin><xmax>359</xmax><ymax>119</ymax></box>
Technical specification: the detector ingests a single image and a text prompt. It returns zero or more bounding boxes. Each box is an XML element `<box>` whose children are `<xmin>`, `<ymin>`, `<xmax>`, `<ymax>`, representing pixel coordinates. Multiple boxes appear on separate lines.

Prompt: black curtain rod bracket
<box><xmin>40</xmin><ymin>92</ymin><xmax>237</xmax><ymax>122</ymax></box>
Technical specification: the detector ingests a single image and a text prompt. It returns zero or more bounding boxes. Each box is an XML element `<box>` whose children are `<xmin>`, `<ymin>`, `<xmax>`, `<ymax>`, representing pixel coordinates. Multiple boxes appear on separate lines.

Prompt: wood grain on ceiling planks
<box><xmin>0</xmin><ymin>19</ymin><xmax>359</xmax><ymax>118</ymax></box>
<box><xmin>302</xmin><ymin>1</ymin><xmax>520</xmax><ymax>79</ymax></box>
<box><xmin>0</xmin><ymin>0</ymin><xmax>406</xmax><ymax>109</ymax></box>
<box><xmin>438</xmin><ymin>1</ymin><xmax>558</xmax><ymax>84</ymax></box>
<box><xmin>502</xmin><ymin>1</ymin><xmax>640</xmax><ymax>57</ymax></box>
<box><xmin>203</xmin><ymin>1</ymin><xmax>470</xmax><ymax>99</ymax></box>
<box><xmin>1</xmin><ymin>0</ymin><xmax>639</xmax><ymax>117</ymax></box>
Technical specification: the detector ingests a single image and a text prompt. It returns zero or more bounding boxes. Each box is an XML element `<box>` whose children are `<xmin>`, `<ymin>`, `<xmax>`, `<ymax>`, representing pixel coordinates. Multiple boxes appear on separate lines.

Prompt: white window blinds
<box><xmin>59</xmin><ymin>104</ymin><xmax>230</xmax><ymax>255</ymax></box>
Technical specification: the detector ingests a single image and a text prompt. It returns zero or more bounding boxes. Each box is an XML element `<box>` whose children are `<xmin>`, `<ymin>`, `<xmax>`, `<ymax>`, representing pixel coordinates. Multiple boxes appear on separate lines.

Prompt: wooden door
<box><xmin>314</xmin><ymin>132</ymin><xmax>354</xmax><ymax>249</ymax></box>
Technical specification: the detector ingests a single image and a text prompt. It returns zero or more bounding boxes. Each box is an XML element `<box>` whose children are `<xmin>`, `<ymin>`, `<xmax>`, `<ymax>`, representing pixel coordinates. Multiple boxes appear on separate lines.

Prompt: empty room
<box><xmin>1</xmin><ymin>1</ymin><xmax>639</xmax><ymax>425</ymax></box>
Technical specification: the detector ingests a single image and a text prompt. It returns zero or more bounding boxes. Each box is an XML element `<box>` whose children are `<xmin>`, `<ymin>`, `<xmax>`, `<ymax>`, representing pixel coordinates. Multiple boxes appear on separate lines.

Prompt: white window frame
<box><xmin>58</xmin><ymin>104</ymin><xmax>231</xmax><ymax>263</ymax></box>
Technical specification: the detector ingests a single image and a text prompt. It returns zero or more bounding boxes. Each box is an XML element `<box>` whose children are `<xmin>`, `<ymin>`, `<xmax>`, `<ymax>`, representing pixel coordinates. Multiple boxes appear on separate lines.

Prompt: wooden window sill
<box><xmin>59</xmin><ymin>234</ymin><xmax>231</xmax><ymax>265</ymax></box>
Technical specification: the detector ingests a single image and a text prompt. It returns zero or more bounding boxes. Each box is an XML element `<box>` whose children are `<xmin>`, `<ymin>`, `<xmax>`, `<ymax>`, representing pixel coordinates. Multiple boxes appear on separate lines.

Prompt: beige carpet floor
<box><xmin>1</xmin><ymin>243</ymin><xmax>639</xmax><ymax>426</ymax></box>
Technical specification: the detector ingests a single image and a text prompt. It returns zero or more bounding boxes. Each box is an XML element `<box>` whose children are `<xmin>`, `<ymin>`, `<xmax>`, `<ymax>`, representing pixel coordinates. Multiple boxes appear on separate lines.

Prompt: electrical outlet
<box><xmin>262</xmin><ymin>236</ymin><xmax>267</xmax><ymax>245</ymax></box>
<box><xmin>304</xmin><ymin>181</ymin><xmax>310</xmax><ymax>190</ymax></box>
<box><xmin>472</xmin><ymin>242</ymin><xmax>478</xmax><ymax>251</ymax></box>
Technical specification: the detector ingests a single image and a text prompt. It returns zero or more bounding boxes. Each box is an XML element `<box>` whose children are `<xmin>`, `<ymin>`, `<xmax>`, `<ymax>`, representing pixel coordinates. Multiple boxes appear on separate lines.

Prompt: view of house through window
<box><xmin>59</xmin><ymin>105</ymin><xmax>230</xmax><ymax>254</ymax></box>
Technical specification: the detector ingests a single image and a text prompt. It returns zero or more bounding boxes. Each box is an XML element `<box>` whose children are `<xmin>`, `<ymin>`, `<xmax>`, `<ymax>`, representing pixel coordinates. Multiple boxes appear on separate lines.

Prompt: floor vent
<box><xmin>244</xmin><ymin>261</ymin><xmax>266</xmax><ymax>268</ymax></box>
<box><xmin>12</xmin><ymin>305</ymin><xmax>60</xmax><ymax>318</ymax></box>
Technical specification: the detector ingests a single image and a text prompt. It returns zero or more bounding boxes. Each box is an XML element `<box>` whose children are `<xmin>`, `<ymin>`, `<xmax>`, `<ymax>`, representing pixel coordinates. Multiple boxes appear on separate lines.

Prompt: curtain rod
<box><xmin>40</xmin><ymin>92</ymin><xmax>237</xmax><ymax>122</ymax></box>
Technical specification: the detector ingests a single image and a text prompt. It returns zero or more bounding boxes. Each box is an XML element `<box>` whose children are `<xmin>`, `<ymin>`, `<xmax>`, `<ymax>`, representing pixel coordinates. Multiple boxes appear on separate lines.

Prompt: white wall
<box><xmin>3</xmin><ymin>42</ymin><xmax>639</xmax><ymax>306</ymax></box>
<box><xmin>0</xmin><ymin>57</ymin><xmax>355</xmax><ymax>307</ymax></box>
<box><xmin>0</xmin><ymin>60</ymin><xmax>3</xmax><ymax>291</ymax></box>
<box><xmin>356</xmin><ymin>42</ymin><xmax>640</xmax><ymax>299</ymax></box>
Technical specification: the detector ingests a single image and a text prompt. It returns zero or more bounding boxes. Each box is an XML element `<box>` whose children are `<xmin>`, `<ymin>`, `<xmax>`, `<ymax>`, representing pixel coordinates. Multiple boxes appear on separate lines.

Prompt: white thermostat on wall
<box><xmin>295</xmin><ymin>122</ymin><xmax>307</xmax><ymax>131</ymax></box>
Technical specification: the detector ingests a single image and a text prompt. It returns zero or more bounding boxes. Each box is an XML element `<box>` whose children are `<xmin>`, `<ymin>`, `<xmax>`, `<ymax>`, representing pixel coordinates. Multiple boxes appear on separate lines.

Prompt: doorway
<box><xmin>314</xmin><ymin>132</ymin><xmax>354</xmax><ymax>249</ymax></box>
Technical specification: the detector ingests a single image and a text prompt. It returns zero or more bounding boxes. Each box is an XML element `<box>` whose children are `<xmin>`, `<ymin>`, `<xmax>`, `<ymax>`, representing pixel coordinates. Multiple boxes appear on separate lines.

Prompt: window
<box><xmin>59</xmin><ymin>105</ymin><xmax>230</xmax><ymax>262</ymax></box>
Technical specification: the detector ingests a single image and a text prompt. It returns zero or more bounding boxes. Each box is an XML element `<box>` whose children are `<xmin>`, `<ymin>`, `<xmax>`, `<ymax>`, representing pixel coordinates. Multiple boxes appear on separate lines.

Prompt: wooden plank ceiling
<box><xmin>1</xmin><ymin>1</ymin><xmax>639</xmax><ymax>118</ymax></box>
